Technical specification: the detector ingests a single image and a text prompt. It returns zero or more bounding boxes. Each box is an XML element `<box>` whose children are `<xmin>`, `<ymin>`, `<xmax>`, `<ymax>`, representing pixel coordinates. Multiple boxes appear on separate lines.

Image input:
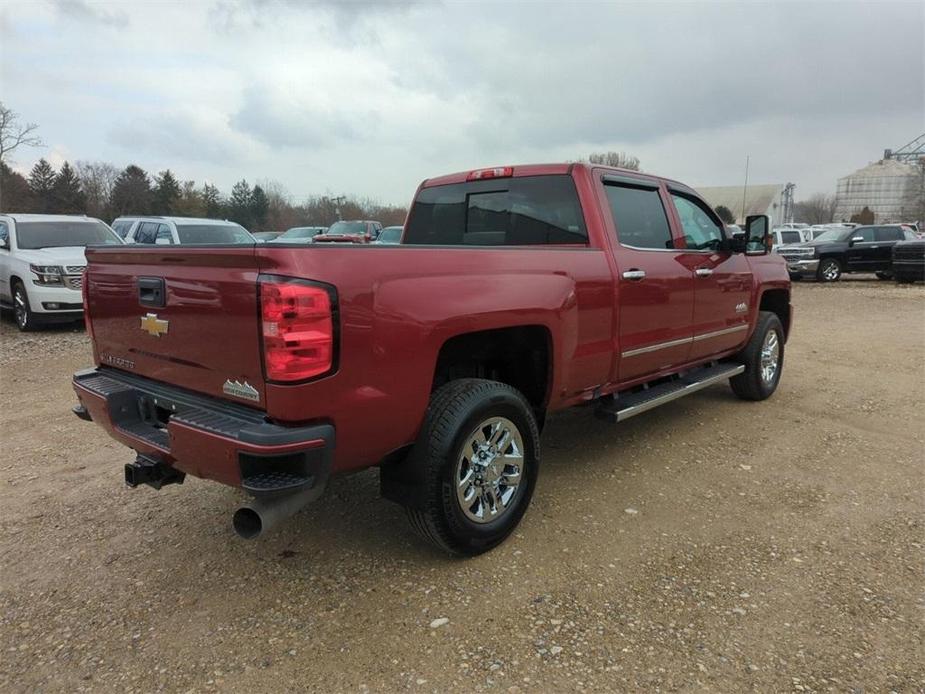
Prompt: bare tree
<box><xmin>76</xmin><ymin>160</ymin><xmax>120</xmax><ymax>220</ymax></box>
<box><xmin>0</xmin><ymin>102</ymin><xmax>44</xmax><ymax>165</ymax></box>
<box><xmin>793</xmin><ymin>193</ymin><xmax>837</xmax><ymax>225</ymax></box>
<box><xmin>587</xmin><ymin>151</ymin><xmax>641</xmax><ymax>171</ymax></box>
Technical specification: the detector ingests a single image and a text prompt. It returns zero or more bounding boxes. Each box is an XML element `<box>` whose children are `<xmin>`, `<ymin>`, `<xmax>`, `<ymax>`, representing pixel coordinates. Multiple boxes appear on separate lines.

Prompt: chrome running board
<box><xmin>595</xmin><ymin>362</ymin><xmax>745</xmax><ymax>423</ymax></box>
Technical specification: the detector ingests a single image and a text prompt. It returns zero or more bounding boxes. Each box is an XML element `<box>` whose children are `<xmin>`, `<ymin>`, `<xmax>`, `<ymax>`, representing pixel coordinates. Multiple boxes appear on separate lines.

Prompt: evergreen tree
<box><xmin>202</xmin><ymin>183</ymin><xmax>223</xmax><ymax>218</ymax></box>
<box><xmin>228</xmin><ymin>179</ymin><xmax>252</xmax><ymax>228</ymax></box>
<box><xmin>714</xmin><ymin>205</ymin><xmax>736</xmax><ymax>225</ymax></box>
<box><xmin>0</xmin><ymin>161</ymin><xmax>33</xmax><ymax>212</ymax></box>
<box><xmin>28</xmin><ymin>158</ymin><xmax>56</xmax><ymax>212</ymax></box>
<box><xmin>174</xmin><ymin>180</ymin><xmax>205</xmax><ymax>217</ymax></box>
<box><xmin>110</xmin><ymin>165</ymin><xmax>153</xmax><ymax>216</ymax></box>
<box><xmin>250</xmin><ymin>185</ymin><xmax>269</xmax><ymax>230</ymax></box>
<box><xmin>153</xmin><ymin>169</ymin><xmax>182</xmax><ymax>215</ymax></box>
<box><xmin>52</xmin><ymin>161</ymin><xmax>86</xmax><ymax>213</ymax></box>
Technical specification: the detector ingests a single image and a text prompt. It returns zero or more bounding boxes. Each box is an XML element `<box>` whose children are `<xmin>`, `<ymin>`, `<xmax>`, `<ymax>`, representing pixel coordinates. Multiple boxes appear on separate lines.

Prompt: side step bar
<box><xmin>595</xmin><ymin>362</ymin><xmax>745</xmax><ymax>423</ymax></box>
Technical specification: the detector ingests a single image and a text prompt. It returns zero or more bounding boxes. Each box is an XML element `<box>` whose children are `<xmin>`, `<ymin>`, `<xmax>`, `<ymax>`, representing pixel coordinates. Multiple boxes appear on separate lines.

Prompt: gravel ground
<box><xmin>1</xmin><ymin>278</ymin><xmax>923</xmax><ymax>693</ymax></box>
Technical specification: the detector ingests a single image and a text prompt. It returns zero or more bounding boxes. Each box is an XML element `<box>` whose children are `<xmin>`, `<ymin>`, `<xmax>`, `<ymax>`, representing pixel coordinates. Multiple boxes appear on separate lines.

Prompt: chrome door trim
<box><xmin>621</xmin><ymin>336</ymin><xmax>693</xmax><ymax>358</ymax></box>
<box><xmin>691</xmin><ymin>324</ymin><xmax>748</xmax><ymax>342</ymax></box>
<box><xmin>621</xmin><ymin>323</ymin><xmax>748</xmax><ymax>358</ymax></box>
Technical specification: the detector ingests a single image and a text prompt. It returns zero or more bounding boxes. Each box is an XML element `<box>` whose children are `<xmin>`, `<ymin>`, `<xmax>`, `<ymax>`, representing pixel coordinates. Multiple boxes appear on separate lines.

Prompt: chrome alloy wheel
<box><xmin>760</xmin><ymin>329</ymin><xmax>780</xmax><ymax>385</ymax></box>
<box><xmin>455</xmin><ymin>417</ymin><xmax>524</xmax><ymax>524</ymax></box>
<box><xmin>14</xmin><ymin>286</ymin><xmax>28</xmax><ymax>329</ymax></box>
<box><xmin>820</xmin><ymin>259</ymin><xmax>840</xmax><ymax>281</ymax></box>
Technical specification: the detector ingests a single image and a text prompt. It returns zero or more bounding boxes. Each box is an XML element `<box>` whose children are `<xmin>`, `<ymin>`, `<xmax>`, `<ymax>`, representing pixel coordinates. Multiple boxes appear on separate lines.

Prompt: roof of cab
<box><xmin>418</xmin><ymin>162</ymin><xmax>687</xmax><ymax>190</ymax></box>
<box><xmin>1</xmin><ymin>213</ymin><xmax>100</xmax><ymax>222</ymax></box>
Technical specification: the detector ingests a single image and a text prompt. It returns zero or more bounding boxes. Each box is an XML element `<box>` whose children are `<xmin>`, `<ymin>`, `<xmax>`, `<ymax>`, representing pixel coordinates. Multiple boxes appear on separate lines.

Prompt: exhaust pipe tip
<box><xmin>233</xmin><ymin>507</ymin><xmax>263</xmax><ymax>540</ymax></box>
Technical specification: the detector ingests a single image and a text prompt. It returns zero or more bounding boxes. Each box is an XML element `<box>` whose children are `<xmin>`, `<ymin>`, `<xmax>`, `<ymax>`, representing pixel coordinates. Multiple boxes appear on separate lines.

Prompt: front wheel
<box><xmin>404</xmin><ymin>379</ymin><xmax>540</xmax><ymax>556</ymax></box>
<box><xmin>13</xmin><ymin>283</ymin><xmax>37</xmax><ymax>332</ymax></box>
<box><xmin>816</xmin><ymin>258</ymin><xmax>841</xmax><ymax>282</ymax></box>
<box><xmin>875</xmin><ymin>271</ymin><xmax>893</xmax><ymax>280</ymax></box>
<box><xmin>730</xmin><ymin>311</ymin><xmax>784</xmax><ymax>401</ymax></box>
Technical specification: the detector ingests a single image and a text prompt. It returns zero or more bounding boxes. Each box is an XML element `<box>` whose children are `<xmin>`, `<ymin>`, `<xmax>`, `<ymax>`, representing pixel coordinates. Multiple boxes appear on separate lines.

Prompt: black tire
<box><xmin>405</xmin><ymin>379</ymin><xmax>540</xmax><ymax>556</ymax></box>
<box><xmin>12</xmin><ymin>282</ymin><xmax>37</xmax><ymax>332</ymax></box>
<box><xmin>895</xmin><ymin>273</ymin><xmax>916</xmax><ymax>284</ymax></box>
<box><xmin>816</xmin><ymin>257</ymin><xmax>841</xmax><ymax>282</ymax></box>
<box><xmin>730</xmin><ymin>311</ymin><xmax>784</xmax><ymax>401</ymax></box>
<box><xmin>875</xmin><ymin>271</ymin><xmax>893</xmax><ymax>280</ymax></box>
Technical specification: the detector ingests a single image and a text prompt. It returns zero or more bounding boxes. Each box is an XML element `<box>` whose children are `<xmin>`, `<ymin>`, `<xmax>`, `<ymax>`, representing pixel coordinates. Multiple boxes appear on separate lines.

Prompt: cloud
<box><xmin>2</xmin><ymin>1</ymin><xmax>923</xmax><ymax>203</ymax></box>
<box><xmin>49</xmin><ymin>0</ymin><xmax>128</xmax><ymax>27</ymax></box>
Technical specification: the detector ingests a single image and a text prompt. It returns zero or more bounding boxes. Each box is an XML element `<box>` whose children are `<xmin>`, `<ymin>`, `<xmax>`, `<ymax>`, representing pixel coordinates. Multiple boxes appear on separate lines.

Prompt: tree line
<box><xmin>0</xmin><ymin>159</ymin><xmax>408</xmax><ymax>231</ymax></box>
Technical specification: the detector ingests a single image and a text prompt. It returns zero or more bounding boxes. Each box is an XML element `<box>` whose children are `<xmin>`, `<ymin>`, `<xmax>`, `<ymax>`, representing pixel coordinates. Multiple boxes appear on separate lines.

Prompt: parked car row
<box><xmin>776</xmin><ymin>224</ymin><xmax>923</xmax><ymax>283</ymax></box>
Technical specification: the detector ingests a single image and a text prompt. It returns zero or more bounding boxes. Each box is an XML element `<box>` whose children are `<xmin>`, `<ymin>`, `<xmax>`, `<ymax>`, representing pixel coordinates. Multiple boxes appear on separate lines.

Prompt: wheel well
<box><xmin>759</xmin><ymin>289</ymin><xmax>791</xmax><ymax>338</ymax></box>
<box><xmin>432</xmin><ymin>326</ymin><xmax>551</xmax><ymax>417</ymax></box>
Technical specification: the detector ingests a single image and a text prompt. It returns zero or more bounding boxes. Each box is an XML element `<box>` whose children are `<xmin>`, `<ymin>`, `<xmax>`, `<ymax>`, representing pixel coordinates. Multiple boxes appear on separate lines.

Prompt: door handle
<box><xmin>622</xmin><ymin>269</ymin><xmax>646</xmax><ymax>281</ymax></box>
<box><xmin>695</xmin><ymin>268</ymin><xmax>713</xmax><ymax>277</ymax></box>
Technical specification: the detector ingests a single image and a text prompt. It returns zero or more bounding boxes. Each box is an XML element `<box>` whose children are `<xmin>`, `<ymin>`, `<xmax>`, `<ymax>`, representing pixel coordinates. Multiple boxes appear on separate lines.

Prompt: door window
<box><xmin>603</xmin><ymin>183</ymin><xmax>673</xmax><ymax>250</ymax></box>
<box><xmin>155</xmin><ymin>224</ymin><xmax>174</xmax><ymax>244</ymax></box>
<box><xmin>853</xmin><ymin>227</ymin><xmax>875</xmax><ymax>242</ymax></box>
<box><xmin>874</xmin><ymin>226</ymin><xmax>903</xmax><ymax>242</ymax></box>
<box><xmin>671</xmin><ymin>194</ymin><xmax>725</xmax><ymax>250</ymax></box>
<box><xmin>135</xmin><ymin>222</ymin><xmax>159</xmax><ymax>244</ymax></box>
<box><xmin>0</xmin><ymin>222</ymin><xmax>8</xmax><ymax>247</ymax></box>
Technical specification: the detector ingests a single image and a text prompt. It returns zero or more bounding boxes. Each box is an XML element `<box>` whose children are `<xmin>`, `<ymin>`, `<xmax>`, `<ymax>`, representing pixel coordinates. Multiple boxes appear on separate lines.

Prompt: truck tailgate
<box><xmin>85</xmin><ymin>246</ymin><xmax>267</xmax><ymax>407</ymax></box>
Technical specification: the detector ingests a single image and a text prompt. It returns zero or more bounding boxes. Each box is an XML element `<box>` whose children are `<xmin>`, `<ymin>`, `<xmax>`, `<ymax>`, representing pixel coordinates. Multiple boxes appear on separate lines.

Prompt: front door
<box><xmin>845</xmin><ymin>226</ymin><xmax>880</xmax><ymax>272</ymax></box>
<box><xmin>668</xmin><ymin>191</ymin><xmax>752</xmax><ymax>360</ymax></box>
<box><xmin>599</xmin><ymin>176</ymin><xmax>694</xmax><ymax>383</ymax></box>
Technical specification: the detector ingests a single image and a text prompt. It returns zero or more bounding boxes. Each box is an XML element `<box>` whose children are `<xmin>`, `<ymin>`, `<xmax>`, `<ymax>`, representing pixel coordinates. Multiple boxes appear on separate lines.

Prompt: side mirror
<box><xmin>0</xmin><ymin>238</ymin><xmax>9</xmax><ymax>250</ymax></box>
<box><xmin>745</xmin><ymin>214</ymin><xmax>770</xmax><ymax>253</ymax></box>
<box><xmin>850</xmin><ymin>236</ymin><xmax>863</xmax><ymax>245</ymax></box>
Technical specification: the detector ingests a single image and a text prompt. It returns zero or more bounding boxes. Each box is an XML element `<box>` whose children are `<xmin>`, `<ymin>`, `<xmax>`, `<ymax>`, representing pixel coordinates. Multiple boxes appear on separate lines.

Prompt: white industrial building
<box><xmin>833</xmin><ymin>158</ymin><xmax>921</xmax><ymax>223</ymax></box>
<box><xmin>696</xmin><ymin>184</ymin><xmax>792</xmax><ymax>227</ymax></box>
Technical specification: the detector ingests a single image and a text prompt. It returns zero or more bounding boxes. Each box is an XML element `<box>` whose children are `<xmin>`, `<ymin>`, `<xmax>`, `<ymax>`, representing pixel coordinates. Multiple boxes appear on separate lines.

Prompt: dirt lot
<box><xmin>1</xmin><ymin>278</ymin><xmax>923</xmax><ymax>693</ymax></box>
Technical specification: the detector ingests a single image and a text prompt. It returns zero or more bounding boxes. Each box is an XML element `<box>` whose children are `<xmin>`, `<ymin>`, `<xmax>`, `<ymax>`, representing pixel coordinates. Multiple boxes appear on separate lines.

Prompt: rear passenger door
<box><xmin>873</xmin><ymin>226</ymin><xmax>904</xmax><ymax>270</ymax></box>
<box><xmin>601</xmin><ymin>176</ymin><xmax>694</xmax><ymax>383</ymax></box>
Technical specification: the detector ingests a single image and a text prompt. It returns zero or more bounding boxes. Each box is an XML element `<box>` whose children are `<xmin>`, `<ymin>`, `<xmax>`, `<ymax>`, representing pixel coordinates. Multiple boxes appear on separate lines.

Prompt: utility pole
<box><xmin>741</xmin><ymin>155</ymin><xmax>750</xmax><ymax>222</ymax></box>
<box><xmin>331</xmin><ymin>195</ymin><xmax>346</xmax><ymax>221</ymax></box>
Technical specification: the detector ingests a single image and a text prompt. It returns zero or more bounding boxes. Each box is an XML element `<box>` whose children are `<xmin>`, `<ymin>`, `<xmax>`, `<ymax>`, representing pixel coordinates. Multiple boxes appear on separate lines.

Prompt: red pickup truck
<box><xmin>72</xmin><ymin>163</ymin><xmax>791</xmax><ymax>555</ymax></box>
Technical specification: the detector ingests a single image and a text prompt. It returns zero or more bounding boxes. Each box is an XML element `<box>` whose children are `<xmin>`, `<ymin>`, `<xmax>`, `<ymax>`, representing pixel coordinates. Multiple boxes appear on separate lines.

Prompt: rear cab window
<box><xmin>404</xmin><ymin>175</ymin><xmax>588</xmax><ymax>246</ymax></box>
<box><xmin>780</xmin><ymin>230</ymin><xmax>803</xmax><ymax>245</ymax></box>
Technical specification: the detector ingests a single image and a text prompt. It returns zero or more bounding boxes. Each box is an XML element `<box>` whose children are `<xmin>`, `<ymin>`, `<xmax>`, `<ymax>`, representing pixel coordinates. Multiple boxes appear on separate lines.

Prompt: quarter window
<box><xmin>671</xmin><ymin>194</ymin><xmax>725</xmax><ymax>250</ymax></box>
<box><xmin>603</xmin><ymin>183</ymin><xmax>673</xmax><ymax>250</ymax></box>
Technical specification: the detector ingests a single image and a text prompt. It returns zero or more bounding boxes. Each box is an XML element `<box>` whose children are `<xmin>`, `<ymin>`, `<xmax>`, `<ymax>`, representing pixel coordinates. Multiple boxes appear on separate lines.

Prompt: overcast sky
<box><xmin>2</xmin><ymin>0</ymin><xmax>923</xmax><ymax>205</ymax></box>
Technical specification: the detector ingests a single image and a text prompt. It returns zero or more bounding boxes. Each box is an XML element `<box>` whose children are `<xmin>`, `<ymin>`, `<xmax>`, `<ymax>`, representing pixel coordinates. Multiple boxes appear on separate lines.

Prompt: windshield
<box><xmin>15</xmin><ymin>220</ymin><xmax>121</xmax><ymax>249</ymax></box>
<box><xmin>175</xmin><ymin>223</ymin><xmax>253</xmax><ymax>244</ymax></box>
<box><xmin>280</xmin><ymin>227</ymin><xmax>322</xmax><ymax>239</ymax></box>
<box><xmin>327</xmin><ymin>221</ymin><xmax>368</xmax><ymax>236</ymax></box>
<box><xmin>813</xmin><ymin>227</ymin><xmax>855</xmax><ymax>242</ymax></box>
<box><xmin>378</xmin><ymin>227</ymin><xmax>402</xmax><ymax>243</ymax></box>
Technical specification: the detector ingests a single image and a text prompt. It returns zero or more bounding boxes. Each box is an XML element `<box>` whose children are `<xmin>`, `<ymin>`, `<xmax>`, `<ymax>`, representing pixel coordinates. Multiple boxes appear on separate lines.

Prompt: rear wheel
<box><xmin>730</xmin><ymin>311</ymin><xmax>784</xmax><ymax>401</ymax></box>
<box><xmin>816</xmin><ymin>258</ymin><xmax>841</xmax><ymax>282</ymax></box>
<box><xmin>404</xmin><ymin>379</ymin><xmax>540</xmax><ymax>556</ymax></box>
<box><xmin>13</xmin><ymin>282</ymin><xmax>37</xmax><ymax>332</ymax></box>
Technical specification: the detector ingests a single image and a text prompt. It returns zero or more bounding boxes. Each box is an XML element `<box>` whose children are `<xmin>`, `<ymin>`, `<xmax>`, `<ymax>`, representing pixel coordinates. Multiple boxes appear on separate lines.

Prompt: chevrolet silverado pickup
<box><xmin>72</xmin><ymin>163</ymin><xmax>791</xmax><ymax>555</ymax></box>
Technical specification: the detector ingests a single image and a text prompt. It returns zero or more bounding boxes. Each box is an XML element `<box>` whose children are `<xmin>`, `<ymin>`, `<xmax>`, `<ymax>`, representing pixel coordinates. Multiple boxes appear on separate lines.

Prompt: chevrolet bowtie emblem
<box><xmin>140</xmin><ymin>312</ymin><xmax>169</xmax><ymax>337</ymax></box>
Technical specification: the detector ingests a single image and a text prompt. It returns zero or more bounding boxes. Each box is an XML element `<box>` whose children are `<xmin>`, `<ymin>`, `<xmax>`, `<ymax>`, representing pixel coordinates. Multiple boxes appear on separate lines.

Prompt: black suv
<box><xmin>777</xmin><ymin>224</ymin><xmax>916</xmax><ymax>282</ymax></box>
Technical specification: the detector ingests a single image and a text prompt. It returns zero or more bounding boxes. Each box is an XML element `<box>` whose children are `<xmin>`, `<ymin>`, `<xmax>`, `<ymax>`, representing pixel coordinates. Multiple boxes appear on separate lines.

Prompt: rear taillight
<box><xmin>81</xmin><ymin>270</ymin><xmax>95</xmax><ymax>341</ymax></box>
<box><xmin>259</xmin><ymin>278</ymin><xmax>335</xmax><ymax>382</ymax></box>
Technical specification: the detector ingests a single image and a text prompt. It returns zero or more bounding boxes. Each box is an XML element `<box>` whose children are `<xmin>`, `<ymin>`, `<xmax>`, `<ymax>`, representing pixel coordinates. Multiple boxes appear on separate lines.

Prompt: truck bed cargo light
<box><xmin>467</xmin><ymin>167</ymin><xmax>513</xmax><ymax>181</ymax></box>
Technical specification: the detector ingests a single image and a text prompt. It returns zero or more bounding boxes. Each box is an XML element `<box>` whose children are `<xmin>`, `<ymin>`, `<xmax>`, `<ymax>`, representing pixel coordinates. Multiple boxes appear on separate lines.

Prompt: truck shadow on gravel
<box><xmin>192</xmin><ymin>387</ymin><xmax>743</xmax><ymax>565</ymax></box>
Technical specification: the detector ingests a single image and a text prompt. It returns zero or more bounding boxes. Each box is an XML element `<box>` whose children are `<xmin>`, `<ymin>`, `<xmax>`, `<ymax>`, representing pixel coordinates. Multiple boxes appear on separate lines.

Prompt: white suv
<box><xmin>114</xmin><ymin>216</ymin><xmax>254</xmax><ymax>245</ymax></box>
<box><xmin>0</xmin><ymin>214</ymin><xmax>122</xmax><ymax>331</ymax></box>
